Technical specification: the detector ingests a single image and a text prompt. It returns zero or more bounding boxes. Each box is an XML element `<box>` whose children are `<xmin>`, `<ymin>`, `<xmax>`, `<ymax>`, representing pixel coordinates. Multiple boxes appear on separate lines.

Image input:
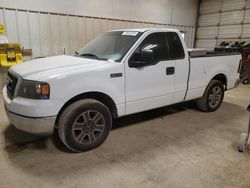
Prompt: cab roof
<box><xmin>109</xmin><ymin>28</ymin><xmax>179</xmax><ymax>33</ymax></box>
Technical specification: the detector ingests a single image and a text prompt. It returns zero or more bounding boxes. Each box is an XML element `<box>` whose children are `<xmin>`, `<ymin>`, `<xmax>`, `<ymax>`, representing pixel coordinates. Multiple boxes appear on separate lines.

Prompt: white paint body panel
<box><xmin>8</xmin><ymin>55</ymin><xmax>126</xmax><ymax>116</ymax></box>
<box><xmin>186</xmin><ymin>54</ymin><xmax>241</xmax><ymax>101</ymax></box>
<box><xmin>124</xmin><ymin>29</ymin><xmax>190</xmax><ymax>114</ymax></box>
<box><xmin>125</xmin><ymin>60</ymin><xmax>175</xmax><ymax>114</ymax></box>
<box><xmin>3</xmin><ymin>29</ymin><xmax>241</xmax><ymax>134</ymax></box>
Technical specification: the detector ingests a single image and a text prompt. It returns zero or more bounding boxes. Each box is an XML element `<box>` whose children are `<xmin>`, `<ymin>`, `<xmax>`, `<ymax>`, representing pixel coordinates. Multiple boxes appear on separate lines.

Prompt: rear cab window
<box><xmin>165</xmin><ymin>32</ymin><xmax>185</xmax><ymax>59</ymax></box>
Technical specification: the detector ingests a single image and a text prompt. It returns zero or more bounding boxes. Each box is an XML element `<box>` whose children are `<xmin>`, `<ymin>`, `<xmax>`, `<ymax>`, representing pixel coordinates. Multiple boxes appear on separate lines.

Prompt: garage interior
<box><xmin>0</xmin><ymin>0</ymin><xmax>250</xmax><ymax>187</ymax></box>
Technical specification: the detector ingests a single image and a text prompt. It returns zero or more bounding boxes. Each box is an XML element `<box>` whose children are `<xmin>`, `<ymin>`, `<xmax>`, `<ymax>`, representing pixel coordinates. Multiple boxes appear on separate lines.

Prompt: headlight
<box><xmin>17</xmin><ymin>80</ymin><xmax>50</xmax><ymax>99</ymax></box>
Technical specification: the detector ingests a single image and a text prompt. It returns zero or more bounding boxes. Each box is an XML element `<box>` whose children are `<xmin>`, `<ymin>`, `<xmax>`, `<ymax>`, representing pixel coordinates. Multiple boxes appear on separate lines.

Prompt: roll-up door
<box><xmin>196</xmin><ymin>0</ymin><xmax>250</xmax><ymax>50</ymax></box>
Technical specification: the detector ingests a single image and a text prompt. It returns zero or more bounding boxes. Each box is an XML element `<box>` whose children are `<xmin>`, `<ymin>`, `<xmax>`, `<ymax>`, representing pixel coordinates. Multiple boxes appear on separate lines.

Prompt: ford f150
<box><xmin>3</xmin><ymin>28</ymin><xmax>241</xmax><ymax>152</ymax></box>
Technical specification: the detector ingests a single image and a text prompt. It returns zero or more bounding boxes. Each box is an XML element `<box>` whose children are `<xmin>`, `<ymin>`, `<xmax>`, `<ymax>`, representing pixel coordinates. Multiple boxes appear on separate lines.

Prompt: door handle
<box><xmin>166</xmin><ymin>67</ymin><xmax>175</xmax><ymax>75</ymax></box>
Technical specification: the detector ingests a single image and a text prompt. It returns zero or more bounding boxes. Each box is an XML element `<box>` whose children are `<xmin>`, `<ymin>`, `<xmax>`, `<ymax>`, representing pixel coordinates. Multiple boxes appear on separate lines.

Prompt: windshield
<box><xmin>78</xmin><ymin>31</ymin><xmax>143</xmax><ymax>62</ymax></box>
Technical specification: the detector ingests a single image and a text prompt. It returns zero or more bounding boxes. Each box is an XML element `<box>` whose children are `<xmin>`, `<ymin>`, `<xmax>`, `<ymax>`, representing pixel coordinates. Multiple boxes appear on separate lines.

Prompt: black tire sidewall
<box><xmin>205</xmin><ymin>81</ymin><xmax>224</xmax><ymax>112</ymax></box>
<box><xmin>243</xmin><ymin>78</ymin><xmax>248</xmax><ymax>85</ymax></box>
<box><xmin>64</xmin><ymin>101</ymin><xmax>112</xmax><ymax>152</ymax></box>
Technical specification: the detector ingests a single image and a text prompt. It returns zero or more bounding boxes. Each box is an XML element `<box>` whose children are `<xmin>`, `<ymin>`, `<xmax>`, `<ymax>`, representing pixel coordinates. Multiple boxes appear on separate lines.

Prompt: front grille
<box><xmin>6</xmin><ymin>72</ymin><xmax>18</xmax><ymax>100</ymax></box>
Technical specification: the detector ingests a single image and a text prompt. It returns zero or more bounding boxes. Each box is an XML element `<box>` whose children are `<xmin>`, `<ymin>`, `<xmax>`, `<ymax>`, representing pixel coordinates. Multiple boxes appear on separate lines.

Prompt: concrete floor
<box><xmin>0</xmin><ymin>85</ymin><xmax>250</xmax><ymax>188</ymax></box>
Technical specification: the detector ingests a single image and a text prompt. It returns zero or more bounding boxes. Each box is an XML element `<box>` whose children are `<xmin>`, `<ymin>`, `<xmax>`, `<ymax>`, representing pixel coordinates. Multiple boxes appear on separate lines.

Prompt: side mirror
<box><xmin>129</xmin><ymin>47</ymin><xmax>154</xmax><ymax>68</ymax></box>
<box><xmin>129</xmin><ymin>52</ymin><xmax>145</xmax><ymax>68</ymax></box>
<box><xmin>141</xmin><ymin>48</ymin><xmax>154</xmax><ymax>63</ymax></box>
<box><xmin>247</xmin><ymin>104</ymin><xmax>250</xmax><ymax>112</ymax></box>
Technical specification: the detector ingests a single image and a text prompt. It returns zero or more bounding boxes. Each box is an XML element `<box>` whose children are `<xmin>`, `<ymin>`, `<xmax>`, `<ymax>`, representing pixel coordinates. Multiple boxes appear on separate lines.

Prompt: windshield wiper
<box><xmin>80</xmin><ymin>53</ymin><xmax>100</xmax><ymax>60</ymax></box>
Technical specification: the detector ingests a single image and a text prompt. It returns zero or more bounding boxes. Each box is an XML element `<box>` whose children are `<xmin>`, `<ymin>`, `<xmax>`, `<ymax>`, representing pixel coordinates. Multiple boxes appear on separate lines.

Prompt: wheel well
<box><xmin>55</xmin><ymin>92</ymin><xmax>118</xmax><ymax>125</ymax></box>
<box><xmin>212</xmin><ymin>74</ymin><xmax>227</xmax><ymax>90</ymax></box>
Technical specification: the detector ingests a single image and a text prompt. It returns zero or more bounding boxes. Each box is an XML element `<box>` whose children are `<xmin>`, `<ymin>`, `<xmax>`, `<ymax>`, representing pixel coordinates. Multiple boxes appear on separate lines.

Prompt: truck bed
<box><xmin>190</xmin><ymin>51</ymin><xmax>240</xmax><ymax>58</ymax></box>
<box><xmin>185</xmin><ymin>54</ymin><xmax>241</xmax><ymax>101</ymax></box>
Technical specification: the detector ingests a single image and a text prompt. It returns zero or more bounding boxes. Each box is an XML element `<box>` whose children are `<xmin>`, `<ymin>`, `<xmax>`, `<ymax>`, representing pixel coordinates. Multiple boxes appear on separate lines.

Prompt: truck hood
<box><xmin>10</xmin><ymin>55</ymin><xmax>107</xmax><ymax>79</ymax></box>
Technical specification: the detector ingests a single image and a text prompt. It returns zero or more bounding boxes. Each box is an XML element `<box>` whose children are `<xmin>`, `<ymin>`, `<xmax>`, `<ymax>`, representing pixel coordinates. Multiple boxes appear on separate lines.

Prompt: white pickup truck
<box><xmin>3</xmin><ymin>28</ymin><xmax>241</xmax><ymax>152</ymax></box>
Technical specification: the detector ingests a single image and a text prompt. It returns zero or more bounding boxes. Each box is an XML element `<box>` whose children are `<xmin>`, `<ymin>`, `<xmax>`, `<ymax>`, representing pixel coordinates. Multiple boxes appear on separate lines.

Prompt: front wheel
<box><xmin>57</xmin><ymin>99</ymin><xmax>112</xmax><ymax>152</ymax></box>
<box><xmin>196</xmin><ymin>80</ymin><xmax>225</xmax><ymax>112</ymax></box>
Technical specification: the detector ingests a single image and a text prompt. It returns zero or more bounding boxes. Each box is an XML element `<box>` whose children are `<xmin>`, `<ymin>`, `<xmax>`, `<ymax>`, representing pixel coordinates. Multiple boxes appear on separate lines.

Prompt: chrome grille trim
<box><xmin>6</xmin><ymin>71</ymin><xmax>21</xmax><ymax>100</ymax></box>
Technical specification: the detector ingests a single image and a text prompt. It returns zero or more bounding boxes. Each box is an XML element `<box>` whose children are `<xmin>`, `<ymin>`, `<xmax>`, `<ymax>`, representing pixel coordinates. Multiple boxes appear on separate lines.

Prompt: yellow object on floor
<box><xmin>0</xmin><ymin>24</ymin><xmax>5</xmax><ymax>35</ymax></box>
<box><xmin>0</xmin><ymin>43</ymin><xmax>23</xmax><ymax>67</ymax></box>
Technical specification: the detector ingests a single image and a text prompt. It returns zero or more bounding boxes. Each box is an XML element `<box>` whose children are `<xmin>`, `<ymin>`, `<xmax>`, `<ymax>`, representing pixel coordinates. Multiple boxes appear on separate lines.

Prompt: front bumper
<box><xmin>5</xmin><ymin>106</ymin><xmax>56</xmax><ymax>134</ymax></box>
<box><xmin>3</xmin><ymin>86</ymin><xmax>63</xmax><ymax>134</ymax></box>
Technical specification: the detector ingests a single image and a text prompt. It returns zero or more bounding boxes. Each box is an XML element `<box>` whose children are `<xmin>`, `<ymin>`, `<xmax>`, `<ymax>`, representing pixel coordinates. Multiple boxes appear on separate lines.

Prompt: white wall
<box><xmin>0</xmin><ymin>0</ymin><xmax>198</xmax><ymax>89</ymax></box>
<box><xmin>0</xmin><ymin>0</ymin><xmax>198</xmax><ymax>58</ymax></box>
<box><xmin>0</xmin><ymin>0</ymin><xmax>198</xmax><ymax>26</ymax></box>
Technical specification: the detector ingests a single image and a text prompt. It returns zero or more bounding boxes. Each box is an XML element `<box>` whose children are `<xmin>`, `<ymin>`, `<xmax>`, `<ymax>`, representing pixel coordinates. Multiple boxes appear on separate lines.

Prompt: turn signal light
<box><xmin>41</xmin><ymin>84</ymin><xmax>49</xmax><ymax>95</ymax></box>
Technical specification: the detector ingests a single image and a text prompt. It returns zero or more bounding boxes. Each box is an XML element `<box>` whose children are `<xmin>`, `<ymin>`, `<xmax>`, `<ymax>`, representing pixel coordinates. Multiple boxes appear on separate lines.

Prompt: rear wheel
<box><xmin>57</xmin><ymin>99</ymin><xmax>112</xmax><ymax>152</ymax></box>
<box><xmin>196</xmin><ymin>80</ymin><xmax>224</xmax><ymax>112</ymax></box>
<box><xmin>243</xmin><ymin>78</ymin><xmax>249</xmax><ymax>85</ymax></box>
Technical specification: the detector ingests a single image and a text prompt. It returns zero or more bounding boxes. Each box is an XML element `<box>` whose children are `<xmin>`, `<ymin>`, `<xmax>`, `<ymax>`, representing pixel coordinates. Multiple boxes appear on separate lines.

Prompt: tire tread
<box><xmin>57</xmin><ymin>99</ymin><xmax>112</xmax><ymax>152</ymax></box>
<box><xmin>196</xmin><ymin>80</ymin><xmax>224</xmax><ymax>112</ymax></box>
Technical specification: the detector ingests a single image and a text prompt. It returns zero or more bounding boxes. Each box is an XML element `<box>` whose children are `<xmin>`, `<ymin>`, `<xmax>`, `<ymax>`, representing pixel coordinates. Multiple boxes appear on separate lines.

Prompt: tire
<box><xmin>243</xmin><ymin>78</ymin><xmax>249</xmax><ymax>85</ymax></box>
<box><xmin>196</xmin><ymin>80</ymin><xmax>225</xmax><ymax>112</ymax></box>
<box><xmin>238</xmin><ymin>133</ymin><xmax>248</xmax><ymax>152</ymax></box>
<box><xmin>57</xmin><ymin>99</ymin><xmax>112</xmax><ymax>152</ymax></box>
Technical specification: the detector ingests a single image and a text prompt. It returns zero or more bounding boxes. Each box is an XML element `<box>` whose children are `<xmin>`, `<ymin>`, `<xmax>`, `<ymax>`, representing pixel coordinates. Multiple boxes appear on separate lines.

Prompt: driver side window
<box><xmin>133</xmin><ymin>32</ymin><xmax>169</xmax><ymax>65</ymax></box>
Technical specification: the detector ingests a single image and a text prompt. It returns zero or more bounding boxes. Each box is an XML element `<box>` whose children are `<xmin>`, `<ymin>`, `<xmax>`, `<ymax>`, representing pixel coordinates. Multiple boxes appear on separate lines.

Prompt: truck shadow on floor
<box><xmin>2</xmin><ymin>101</ymin><xmax>244</xmax><ymax>153</ymax></box>
<box><xmin>3</xmin><ymin>126</ymin><xmax>49</xmax><ymax>153</ymax></box>
<box><xmin>1</xmin><ymin>101</ymin><xmax>247</xmax><ymax>181</ymax></box>
<box><xmin>2</xmin><ymin>101</ymin><xmax>196</xmax><ymax>153</ymax></box>
<box><xmin>112</xmin><ymin>102</ymin><xmax>195</xmax><ymax>130</ymax></box>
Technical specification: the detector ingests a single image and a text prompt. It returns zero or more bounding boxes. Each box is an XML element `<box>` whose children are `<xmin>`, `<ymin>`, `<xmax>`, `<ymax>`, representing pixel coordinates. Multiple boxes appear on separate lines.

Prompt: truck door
<box><xmin>165</xmin><ymin>32</ymin><xmax>188</xmax><ymax>103</ymax></box>
<box><xmin>125</xmin><ymin>32</ymin><xmax>175</xmax><ymax>115</ymax></box>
